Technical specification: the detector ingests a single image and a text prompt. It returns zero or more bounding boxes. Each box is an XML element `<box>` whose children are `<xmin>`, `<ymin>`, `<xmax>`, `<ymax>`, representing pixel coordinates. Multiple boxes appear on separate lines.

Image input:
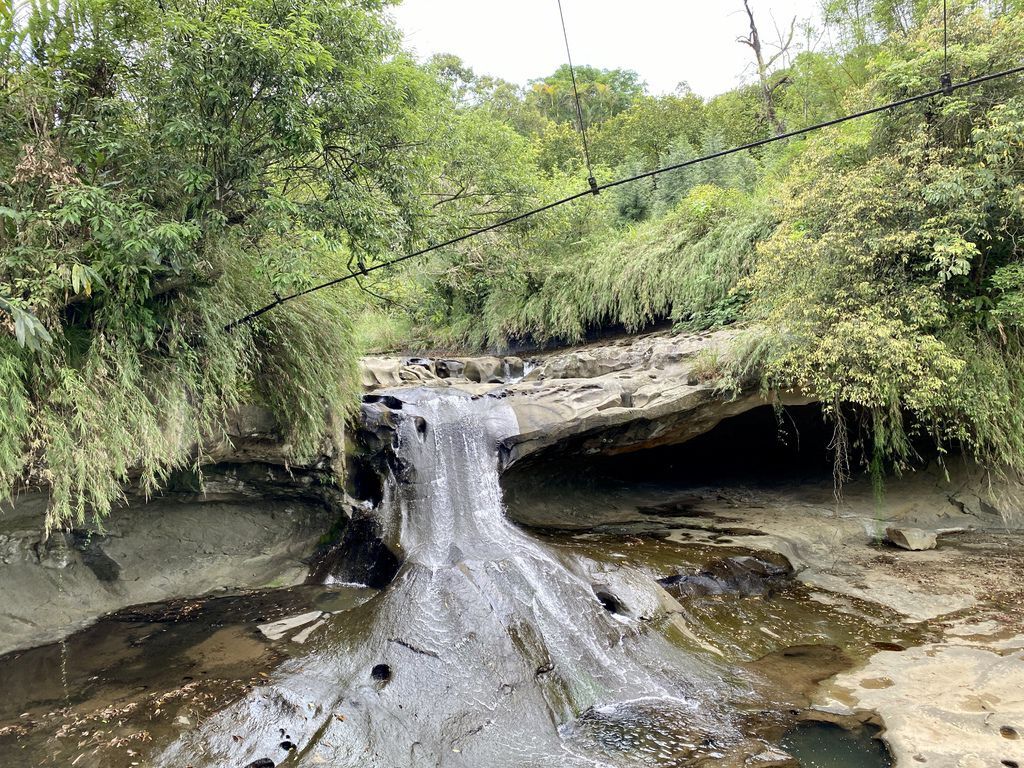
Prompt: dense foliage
<box><xmin>381</xmin><ymin>0</ymin><xmax>1024</xmax><ymax>479</ymax></box>
<box><xmin>747</xmin><ymin>10</ymin><xmax>1024</xmax><ymax>475</ymax></box>
<box><xmin>0</xmin><ymin>0</ymin><xmax>460</xmax><ymax>526</ymax></box>
<box><xmin>3</xmin><ymin>0</ymin><xmax>1023</xmax><ymax>524</ymax></box>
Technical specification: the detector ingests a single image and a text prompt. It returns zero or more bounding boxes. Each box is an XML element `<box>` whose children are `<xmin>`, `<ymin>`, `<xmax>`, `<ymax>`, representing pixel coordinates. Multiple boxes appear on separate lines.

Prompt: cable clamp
<box><xmin>587</xmin><ymin>176</ymin><xmax>599</xmax><ymax>196</ymax></box>
<box><xmin>940</xmin><ymin>72</ymin><xmax>953</xmax><ymax>96</ymax></box>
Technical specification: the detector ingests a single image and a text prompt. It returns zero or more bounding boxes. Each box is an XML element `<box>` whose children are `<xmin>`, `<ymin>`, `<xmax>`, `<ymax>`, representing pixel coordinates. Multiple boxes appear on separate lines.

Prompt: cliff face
<box><xmin>0</xmin><ymin>461</ymin><xmax>340</xmax><ymax>656</ymax></box>
<box><xmin>0</xmin><ymin>396</ymin><xmax>361</xmax><ymax>655</ymax></box>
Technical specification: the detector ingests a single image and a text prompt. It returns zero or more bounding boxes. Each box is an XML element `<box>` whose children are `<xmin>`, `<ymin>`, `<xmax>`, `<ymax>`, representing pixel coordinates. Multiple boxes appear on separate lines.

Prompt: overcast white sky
<box><xmin>390</xmin><ymin>1</ymin><xmax>825</xmax><ymax>98</ymax></box>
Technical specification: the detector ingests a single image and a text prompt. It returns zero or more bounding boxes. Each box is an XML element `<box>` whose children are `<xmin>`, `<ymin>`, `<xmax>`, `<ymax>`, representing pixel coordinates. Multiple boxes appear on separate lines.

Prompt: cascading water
<box><xmin>157</xmin><ymin>389</ymin><xmax>744</xmax><ymax>767</ymax></box>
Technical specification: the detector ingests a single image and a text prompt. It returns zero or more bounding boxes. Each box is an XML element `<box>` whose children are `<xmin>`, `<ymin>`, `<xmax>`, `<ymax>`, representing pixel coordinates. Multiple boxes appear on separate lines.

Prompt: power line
<box><xmin>225</xmin><ymin>64</ymin><xmax>1024</xmax><ymax>332</ymax></box>
<box><xmin>556</xmin><ymin>0</ymin><xmax>598</xmax><ymax>194</ymax></box>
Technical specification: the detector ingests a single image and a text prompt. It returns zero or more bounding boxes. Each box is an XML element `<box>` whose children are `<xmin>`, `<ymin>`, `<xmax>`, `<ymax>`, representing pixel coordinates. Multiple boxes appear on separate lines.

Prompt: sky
<box><xmin>390</xmin><ymin>0</ymin><xmax>825</xmax><ymax>99</ymax></box>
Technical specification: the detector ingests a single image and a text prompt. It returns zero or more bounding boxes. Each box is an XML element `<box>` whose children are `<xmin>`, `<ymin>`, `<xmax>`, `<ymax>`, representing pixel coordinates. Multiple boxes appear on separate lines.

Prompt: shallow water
<box><xmin>783</xmin><ymin>721</ymin><xmax>893</xmax><ymax>768</ymax></box>
<box><xmin>0</xmin><ymin>585</ymin><xmax>374</xmax><ymax>768</ymax></box>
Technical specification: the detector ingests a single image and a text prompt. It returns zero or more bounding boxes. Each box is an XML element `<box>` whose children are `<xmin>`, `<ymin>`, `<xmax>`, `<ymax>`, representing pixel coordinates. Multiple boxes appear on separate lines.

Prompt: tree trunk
<box><xmin>739</xmin><ymin>0</ymin><xmax>792</xmax><ymax>136</ymax></box>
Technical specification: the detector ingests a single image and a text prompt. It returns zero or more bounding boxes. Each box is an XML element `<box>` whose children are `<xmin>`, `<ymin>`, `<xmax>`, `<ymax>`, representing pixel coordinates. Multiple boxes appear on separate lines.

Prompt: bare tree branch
<box><xmin>739</xmin><ymin>0</ymin><xmax>792</xmax><ymax>135</ymax></box>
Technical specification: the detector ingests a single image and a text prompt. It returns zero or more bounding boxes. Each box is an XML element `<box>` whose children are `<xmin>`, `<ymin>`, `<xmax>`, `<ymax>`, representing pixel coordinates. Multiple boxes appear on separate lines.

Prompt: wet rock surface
<box><xmin>305</xmin><ymin>515</ymin><xmax>401</xmax><ymax>588</ymax></box>
<box><xmin>0</xmin><ymin>584</ymin><xmax>375</xmax><ymax>768</ymax></box>
<box><xmin>659</xmin><ymin>553</ymin><xmax>794</xmax><ymax>598</ymax></box>
<box><xmin>0</xmin><ymin>464</ymin><xmax>340</xmax><ymax>656</ymax></box>
<box><xmin>502</xmin><ymin>443</ymin><xmax>1023</xmax><ymax>768</ymax></box>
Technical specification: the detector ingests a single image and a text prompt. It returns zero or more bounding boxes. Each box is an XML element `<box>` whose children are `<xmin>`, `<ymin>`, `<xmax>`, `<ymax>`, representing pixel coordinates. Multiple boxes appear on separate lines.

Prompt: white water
<box><xmin>158</xmin><ymin>389</ymin><xmax>740</xmax><ymax>767</ymax></box>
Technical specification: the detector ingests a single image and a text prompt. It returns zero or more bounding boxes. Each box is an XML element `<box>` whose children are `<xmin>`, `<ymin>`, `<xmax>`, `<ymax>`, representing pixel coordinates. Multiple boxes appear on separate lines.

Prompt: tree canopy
<box><xmin>3</xmin><ymin>0</ymin><xmax>1024</xmax><ymax>525</ymax></box>
<box><xmin>0</xmin><ymin>0</ymin><xmax>451</xmax><ymax>525</ymax></box>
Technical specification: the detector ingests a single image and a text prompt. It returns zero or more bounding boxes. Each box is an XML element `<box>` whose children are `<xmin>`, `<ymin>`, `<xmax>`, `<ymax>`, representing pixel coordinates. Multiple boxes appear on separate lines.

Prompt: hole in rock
<box><xmin>434</xmin><ymin>360</ymin><xmax>455</xmax><ymax>379</ymax></box>
<box><xmin>1002</xmin><ymin>761</ymin><xmax>1019</xmax><ymax>768</ymax></box>
<box><xmin>371</xmin><ymin>663</ymin><xmax>392</xmax><ymax>683</ymax></box>
<box><xmin>593</xmin><ymin>588</ymin><xmax>627</xmax><ymax>615</ymax></box>
<box><xmin>346</xmin><ymin>454</ymin><xmax>383</xmax><ymax>506</ymax></box>
<box><xmin>1000</xmin><ymin>726</ymin><xmax>1019</xmax><ymax>740</ymax></box>
<box><xmin>362</xmin><ymin>394</ymin><xmax>404</xmax><ymax>410</ymax></box>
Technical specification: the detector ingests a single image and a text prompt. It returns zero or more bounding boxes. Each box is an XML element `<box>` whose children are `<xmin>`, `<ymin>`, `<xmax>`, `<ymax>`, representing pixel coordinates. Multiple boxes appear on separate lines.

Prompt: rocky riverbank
<box><xmin>2</xmin><ymin>329</ymin><xmax>1022</xmax><ymax>768</ymax></box>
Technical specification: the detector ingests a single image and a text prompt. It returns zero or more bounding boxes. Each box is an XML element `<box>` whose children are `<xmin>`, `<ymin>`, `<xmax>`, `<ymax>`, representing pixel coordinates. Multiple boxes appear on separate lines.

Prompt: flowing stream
<box><xmin>157</xmin><ymin>389</ymin><xmax>745</xmax><ymax>767</ymax></box>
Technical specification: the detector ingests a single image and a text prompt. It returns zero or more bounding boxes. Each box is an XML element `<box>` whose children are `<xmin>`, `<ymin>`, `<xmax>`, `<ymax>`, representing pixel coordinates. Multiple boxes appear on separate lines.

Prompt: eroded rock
<box><xmin>502</xmin><ymin>332</ymin><xmax>810</xmax><ymax>467</ymax></box>
<box><xmin>0</xmin><ymin>478</ymin><xmax>336</xmax><ymax>655</ymax></box>
<box><xmin>358</xmin><ymin>330</ymin><xmax>813</xmax><ymax>470</ymax></box>
<box><xmin>818</xmin><ymin>620</ymin><xmax>1024</xmax><ymax>768</ymax></box>
<box><xmin>885</xmin><ymin>527</ymin><xmax>938</xmax><ymax>551</ymax></box>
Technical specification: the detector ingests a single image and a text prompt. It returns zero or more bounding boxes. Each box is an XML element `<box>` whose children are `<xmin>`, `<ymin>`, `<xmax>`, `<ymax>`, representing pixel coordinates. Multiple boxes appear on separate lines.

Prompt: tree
<box><xmin>738</xmin><ymin>0</ymin><xmax>796</xmax><ymax>135</ymax></box>
<box><xmin>525</xmin><ymin>65</ymin><xmax>646</xmax><ymax>130</ymax></box>
<box><xmin>745</xmin><ymin>8</ymin><xmax>1024</xmax><ymax>477</ymax></box>
<box><xmin>428</xmin><ymin>53</ymin><xmax>479</xmax><ymax>105</ymax></box>
<box><xmin>590</xmin><ymin>89</ymin><xmax>707</xmax><ymax>167</ymax></box>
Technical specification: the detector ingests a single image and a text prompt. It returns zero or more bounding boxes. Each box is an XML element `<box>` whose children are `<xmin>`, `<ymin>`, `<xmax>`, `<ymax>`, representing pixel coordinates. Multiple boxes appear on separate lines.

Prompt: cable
<box><xmin>556</xmin><ymin>0</ymin><xmax>598</xmax><ymax>194</ymax></box>
<box><xmin>225</xmin><ymin>64</ymin><xmax>1024</xmax><ymax>332</ymax></box>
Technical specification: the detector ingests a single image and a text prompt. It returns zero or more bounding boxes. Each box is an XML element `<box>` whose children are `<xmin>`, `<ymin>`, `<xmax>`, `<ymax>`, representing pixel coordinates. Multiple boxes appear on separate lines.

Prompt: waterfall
<box><xmin>158</xmin><ymin>389</ymin><xmax>741</xmax><ymax>767</ymax></box>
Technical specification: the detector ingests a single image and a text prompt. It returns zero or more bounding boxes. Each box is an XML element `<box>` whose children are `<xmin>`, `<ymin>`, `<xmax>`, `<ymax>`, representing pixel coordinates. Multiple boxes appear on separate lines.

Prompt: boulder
<box><xmin>462</xmin><ymin>356</ymin><xmax>505</xmax><ymax>383</ymax></box>
<box><xmin>659</xmin><ymin>553</ymin><xmax>795</xmax><ymax>598</ymax></box>
<box><xmin>885</xmin><ymin>526</ymin><xmax>938</xmax><ymax>551</ymax></box>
